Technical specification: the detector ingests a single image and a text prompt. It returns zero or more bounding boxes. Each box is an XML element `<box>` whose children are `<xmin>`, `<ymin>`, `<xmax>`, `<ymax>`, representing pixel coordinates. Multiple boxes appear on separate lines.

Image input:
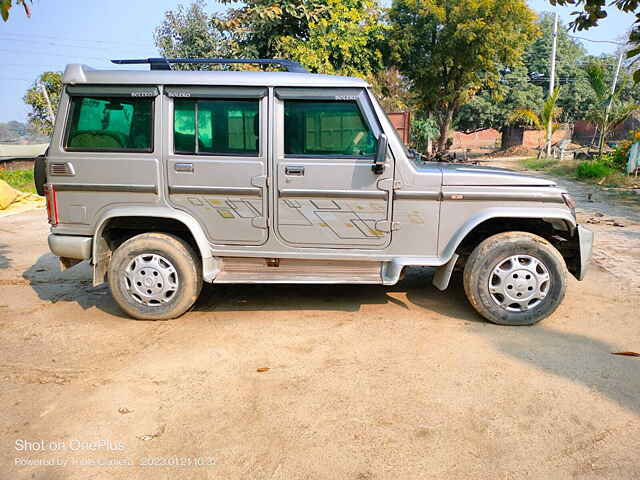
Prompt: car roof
<box><xmin>62</xmin><ymin>64</ymin><xmax>370</xmax><ymax>88</ymax></box>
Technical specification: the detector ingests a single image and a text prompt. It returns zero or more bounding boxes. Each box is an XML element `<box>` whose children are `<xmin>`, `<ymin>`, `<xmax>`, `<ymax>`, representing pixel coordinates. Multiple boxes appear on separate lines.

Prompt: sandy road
<box><xmin>1</xmin><ymin>174</ymin><xmax>639</xmax><ymax>479</ymax></box>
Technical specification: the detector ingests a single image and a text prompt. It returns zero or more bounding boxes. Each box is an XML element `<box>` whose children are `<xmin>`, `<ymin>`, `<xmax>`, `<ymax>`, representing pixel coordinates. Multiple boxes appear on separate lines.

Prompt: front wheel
<box><xmin>108</xmin><ymin>232</ymin><xmax>202</xmax><ymax>320</ymax></box>
<box><xmin>463</xmin><ymin>232</ymin><xmax>567</xmax><ymax>326</ymax></box>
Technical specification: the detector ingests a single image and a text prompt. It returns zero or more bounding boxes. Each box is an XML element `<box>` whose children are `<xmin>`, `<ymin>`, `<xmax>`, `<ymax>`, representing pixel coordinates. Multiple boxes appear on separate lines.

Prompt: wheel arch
<box><xmin>433</xmin><ymin>208</ymin><xmax>579</xmax><ymax>290</ymax></box>
<box><xmin>92</xmin><ymin>207</ymin><xmax>217</xmax><ymax>285</ymax></box>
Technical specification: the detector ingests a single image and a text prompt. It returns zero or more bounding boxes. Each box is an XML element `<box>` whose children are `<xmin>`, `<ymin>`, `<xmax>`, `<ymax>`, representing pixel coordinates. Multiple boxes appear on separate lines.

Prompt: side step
<box><xmin>212</xmin><ymin>257</ymin><xmax>383</xmax><ymax>284</ymax></box>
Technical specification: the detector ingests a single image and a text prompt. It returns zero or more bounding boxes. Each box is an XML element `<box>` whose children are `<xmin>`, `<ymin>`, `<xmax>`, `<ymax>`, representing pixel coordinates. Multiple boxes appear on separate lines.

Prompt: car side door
<box><xmin>164</xmin><ymin>86</ymin><xmax>269</xmax><ymax>245</ymax></box>
<box><xmin>273</xmin><ymin>87</ymin><xmax>394</xmax><ymax>249</ymax></box>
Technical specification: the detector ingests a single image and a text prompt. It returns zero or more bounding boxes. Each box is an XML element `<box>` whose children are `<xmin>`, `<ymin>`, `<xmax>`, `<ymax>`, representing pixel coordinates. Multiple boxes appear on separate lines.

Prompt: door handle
<box><xmin>285</xmin><ymin>165</ymin><xmax>305</xmax><ymax>176</ymax></box>
<box><xmin>175</xmin><ymin>163</ymin><xmax>193</xmax><ymax>173</ymax></box>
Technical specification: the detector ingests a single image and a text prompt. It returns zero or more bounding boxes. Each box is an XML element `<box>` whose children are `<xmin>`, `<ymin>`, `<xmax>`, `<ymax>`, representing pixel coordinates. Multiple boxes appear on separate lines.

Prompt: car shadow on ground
<box><xmin>22</xmin><ymin>253</ymin><xmax>123</xmax><ymax>317</ymax></box>
<box><xmin>481</xmin><ymin>324</ymin><xmax>640</xmax><ymax>416</ymax></box>
<box><xmin>193</xmin><ymin>266</ymin><xmax>483</xmax><ymax>322</ymax></box>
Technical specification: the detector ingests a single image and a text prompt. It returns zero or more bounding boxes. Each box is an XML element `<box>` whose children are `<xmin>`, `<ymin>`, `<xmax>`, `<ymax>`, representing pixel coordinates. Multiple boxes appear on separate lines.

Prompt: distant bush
<box><xmin>599</xmin><ymin>130</ymin><xmax>640</xmax><ymax>171</ymax></box>
<box><xmin>575</xmin><ymin>161</ymin><xmax>613</xmax><ymax>179</ymax></box>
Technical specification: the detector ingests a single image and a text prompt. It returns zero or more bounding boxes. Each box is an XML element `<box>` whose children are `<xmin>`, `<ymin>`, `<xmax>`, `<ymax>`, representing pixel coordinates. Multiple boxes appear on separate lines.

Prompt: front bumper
<box><xmin>48</xmin><ymin>234</ymin><xmax>93</xmax><ymax>260</ymax></box>
<box><xmin>574</xmin><ymin>225</ymin><xmax>594</xmax><ymax>281</ymax></box>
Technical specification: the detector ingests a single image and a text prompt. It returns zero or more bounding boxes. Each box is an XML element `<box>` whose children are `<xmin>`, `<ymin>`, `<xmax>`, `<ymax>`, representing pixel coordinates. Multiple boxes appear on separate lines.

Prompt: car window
<box><xmin>65</xmin><ymin>96</ymin><xmax>153</xmax><ymax>152</ymax></box>
<box><xmin>284</xmin><ymin>100</ymin><xmax>377</xmax><ymax>157</ymax></box>
<box><xmin>174</xmin><ymin>99</ymin><xmax>259</xmax><ymax>156</ymax></box>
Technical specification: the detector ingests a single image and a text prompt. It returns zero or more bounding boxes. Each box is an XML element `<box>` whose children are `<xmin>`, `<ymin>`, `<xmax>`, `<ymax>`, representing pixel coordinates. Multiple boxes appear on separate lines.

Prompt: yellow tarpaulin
<box><xmin>0</xmin><ymin>179</ymin><xmax>45</xmax><ymax>216</ymax></box>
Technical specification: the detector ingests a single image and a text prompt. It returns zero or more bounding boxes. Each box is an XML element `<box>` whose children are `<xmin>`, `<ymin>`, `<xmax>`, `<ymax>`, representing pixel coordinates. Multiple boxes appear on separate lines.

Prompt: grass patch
<box><xmin>0</xmin><ymin>168</ymin><xmax>36</xmax><ymax>193</ymax></box>
<box><xmin>520</xmin><ymin>157</ymin><xmax>558</xmax><ymax>171</ymax></box>
<box><xmin>575</xmin><ymin>161</ymin><xmax>613</xmax><ymax>179</ymax></box>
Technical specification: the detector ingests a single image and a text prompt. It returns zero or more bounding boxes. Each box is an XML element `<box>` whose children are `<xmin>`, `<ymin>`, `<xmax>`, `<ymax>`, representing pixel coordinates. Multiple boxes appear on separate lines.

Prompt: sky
<box><xmin>0</xmin><ymin>0</ymin><xmax>637</xmax><ymax>123</ymax></box>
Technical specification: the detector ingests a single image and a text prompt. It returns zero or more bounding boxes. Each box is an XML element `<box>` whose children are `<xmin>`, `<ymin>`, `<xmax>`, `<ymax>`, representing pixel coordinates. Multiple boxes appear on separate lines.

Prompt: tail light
<box><xmin>43</xmin><ymin>184</ymin><xmax>59</xmax><ymax>225</ymax></box>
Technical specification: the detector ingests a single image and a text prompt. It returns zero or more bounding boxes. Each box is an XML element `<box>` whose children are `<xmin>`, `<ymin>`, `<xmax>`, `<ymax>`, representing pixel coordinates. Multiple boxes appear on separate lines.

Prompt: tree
<box><xmin>155</xmin><ymin>0</ymin><xmax>385</xmax><ymax>76</ymax></box>
<box><xmin>23</xmin><ymin>72</ymin><xmax>62</xmax><ymax>136</ymax></box>
<box><xmin>523</xmin><ymin>12</ymin><xmax>592</xmax><ymax>122</ymax></box>
<box><xmin>276</xmin><ymin>0</ymin><xmax>386</xmax><ymax>76</ymax></box>
<box><xmin>154</xmin><ymin>0</ymin><xmax>241</xmax><ymax>70</ymax></box>
<box><xmin>455</xmin><ymin>66</ymin><xmax>544</xmax><ymax>134</ymax></box>
<box><xmin>368</xmin><ymin>68</ymin><xmax>415</xmax><ymax>113</ymax></box>
<box><xmin>549</xmin><ymin>0</ymin><xmax>640</xmax><ymax>81</ymax></box>
<box><xmin>0</xmin><ymin>0</ymin><xmax>30</xmax><ymax>21</ymax></box>
<box><xmin>508</xmin><ymin>87</ymin><xmax>562</xmax><ymax>154</ymax></box>
<box><xmin>583</xmin><ymin>61</ymin><xmax>640</xmax><ymax>154</ymax></box>
<box><xmin>388</xmin><ymin>0</ymin><xmax>539</xmax><ymax>152</ymax></box>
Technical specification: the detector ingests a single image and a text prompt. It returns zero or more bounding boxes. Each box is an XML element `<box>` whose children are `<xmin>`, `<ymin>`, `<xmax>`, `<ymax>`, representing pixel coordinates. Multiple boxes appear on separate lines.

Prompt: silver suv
<box><xmin>37</xmin><ymin>58</ymin><xmax>593</xmax><ymax>325</ymax></box>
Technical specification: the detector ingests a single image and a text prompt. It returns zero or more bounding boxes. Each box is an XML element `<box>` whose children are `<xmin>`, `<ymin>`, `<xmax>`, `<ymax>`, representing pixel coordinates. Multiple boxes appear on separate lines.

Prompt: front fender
<box><xmin>439</xmin><ymin>207</ymin><xmax>577</xmax><ymax>262</ymax></box>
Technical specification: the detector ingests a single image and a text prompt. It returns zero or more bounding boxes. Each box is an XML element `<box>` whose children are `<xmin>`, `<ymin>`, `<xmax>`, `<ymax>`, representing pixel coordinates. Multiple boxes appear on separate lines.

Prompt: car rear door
<box><xmin>164</xmin><ymin>86</ymin><xmax>268</xmax><ymax>245</ymax></box>
<box><xmin>273</xmin><ymin>87</ymin><xmax>394</xmax><ymax>249</ymax></box>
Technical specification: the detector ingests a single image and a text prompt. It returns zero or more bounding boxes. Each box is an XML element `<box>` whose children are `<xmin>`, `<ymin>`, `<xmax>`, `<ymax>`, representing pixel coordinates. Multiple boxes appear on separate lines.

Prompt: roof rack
<box><xmin>111</xmin><ymin>57</ymin><xmax>309</xmax><ymax>73</ymax></box>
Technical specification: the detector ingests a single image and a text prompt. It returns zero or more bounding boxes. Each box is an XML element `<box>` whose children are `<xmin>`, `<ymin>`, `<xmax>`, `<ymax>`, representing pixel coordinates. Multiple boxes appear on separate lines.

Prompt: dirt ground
<box><xmin>1</xmin><ymin>168</ymin><xmax>639</xmax><ymax>479</ymax></box>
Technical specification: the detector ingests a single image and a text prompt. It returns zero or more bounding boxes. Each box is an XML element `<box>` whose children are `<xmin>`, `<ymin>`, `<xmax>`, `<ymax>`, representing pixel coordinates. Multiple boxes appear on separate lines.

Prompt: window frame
<box><xmin>276</xmin><ymin>87</ymin><xmax>382</xmax><ymax>160</ymax></box>
<box><xmin>172</xmin><ymin>97</ymin><xmax>261</xmax><ymax>158</ymax></box>
<box><xmin>63</xmin><ymin>88</ymin><xmax>156</xmax><ymax>154</ymax></box>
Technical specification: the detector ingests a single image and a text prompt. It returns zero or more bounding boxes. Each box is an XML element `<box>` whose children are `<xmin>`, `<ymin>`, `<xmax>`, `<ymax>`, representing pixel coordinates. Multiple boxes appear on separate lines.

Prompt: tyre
<box><xmin>108</xmin><ymin>233</ymin><xmax>202</xmax><ymax>320</ymax></box>
<box><xmin>463</xmin><ymin>231</ymin><xmax>567</xmax><ymax>326</ymax></box>
<box><xmin>34</xmin><ymin>150</ymin><xmax>48</xmax><ymax>196</ymax></box>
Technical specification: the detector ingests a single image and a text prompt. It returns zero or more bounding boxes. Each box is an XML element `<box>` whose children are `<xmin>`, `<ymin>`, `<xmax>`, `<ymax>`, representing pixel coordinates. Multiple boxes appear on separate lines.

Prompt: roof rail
<box><xmin>111</xmin><ymin>57</ymin><xmax>309</xmax><ymax>73</ymax></box>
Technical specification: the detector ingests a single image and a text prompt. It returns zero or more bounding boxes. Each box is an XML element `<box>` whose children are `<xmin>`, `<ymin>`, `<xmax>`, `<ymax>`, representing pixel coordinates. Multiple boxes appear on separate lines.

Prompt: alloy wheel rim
<box><xmin>488</xmin><ymin>254</ymin><xmax>551</xmax><ymax>312</ymax></box>
<box><xmin>123</xmin><ymin>254</ymin><xmax>179</xmax><ymax>306</ymax></box>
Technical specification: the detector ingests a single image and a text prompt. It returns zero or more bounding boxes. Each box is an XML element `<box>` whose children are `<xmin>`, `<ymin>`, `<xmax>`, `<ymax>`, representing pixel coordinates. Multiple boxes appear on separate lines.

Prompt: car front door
<box><xmin>273</xmin><ymin>88</ymin><xmax>394</xmax><ymax>249</ymax></box>
<box><xmin>165</xmin><ymin>86</ymin><xmax>268</xmax><ymax>245</ymax></box>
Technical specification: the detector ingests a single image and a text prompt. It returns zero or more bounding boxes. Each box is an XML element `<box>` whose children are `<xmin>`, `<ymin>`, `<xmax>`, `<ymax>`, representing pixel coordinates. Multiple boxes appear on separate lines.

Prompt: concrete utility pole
<box><xmin>39</xmin><ymin>83</ymin><xmax>55</xmax><ymax>126</ymax></box>
<box><xmin>546</xmin><ymin>11</ymin><xmax>559</xmax><ymax>158</ymax></box>
<box><xmin>599</xmin><ymin>50</ymin><xmax>625</xmax><ymax>154</ymax></box>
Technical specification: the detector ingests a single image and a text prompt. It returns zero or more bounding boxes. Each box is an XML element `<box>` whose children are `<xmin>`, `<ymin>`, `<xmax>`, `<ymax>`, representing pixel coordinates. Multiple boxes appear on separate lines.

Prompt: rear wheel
<box><xmin>463</xmin><ymin>232</ymin><xmax>567</xmax><ymax>326</ymax></box>
<box><xmin>108</xmin><ymin>233</ymin><xmax>202</xmax><ymax>320</ymax></box>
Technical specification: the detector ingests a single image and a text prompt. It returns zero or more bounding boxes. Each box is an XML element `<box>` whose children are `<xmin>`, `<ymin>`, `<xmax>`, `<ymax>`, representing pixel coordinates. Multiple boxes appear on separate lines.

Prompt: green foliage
<box><xmin>601</xmin><ymin>130</ymin><xmax>640</xmax><ymax>170</ymax></box>
<box><xmin>154</xmin><ymin>0</ymin><xmax>242</xmax><ymax>70</ymax></box>
<box><xmin>0</xmin><ymin>169</ymin><xmax>35</xmax><ymax>193</ymax></box>
<box><xmin>388</xmin><ymin>0</ymin><xmax>539</xmax><ymax>151</ymax></box>
<box><xmin>276</xmin><ymin>0</ymin><xmax>386</xmax><ymax>76</ymax></box>
<box><xmin>410</xmin><ymin>118</ymin><xmax>439</xmax><ymax>153</ymax></box>
<box><xmin>155</xmin><ymin>0</ymin><xmax>385</xmax><ymax>77</ymax></box>
<box><xmin>575</xmin><ymin>161</ymin><xmax>613</xmax><ymax>179</ymax></box>
<box><xmin>455</xmin><ymin>66</ymin><xmax>544</xmax><ymax>132</ymax></box>
<box><xmin>23</xmin><ymin>72</ymin><xmax>63</xmax><ymax>136</ymax></box>
<box><xmin>0</xmin><ymin>0</ymin><xmax>30</xmax><ymax>21</ymax></box>
<box><xmin>583</xmin><ymin>61</ymin><xmax>640</xmax><ymax>153</ymax></box>
<box><xmin>549</xmin><ymin>0</ymin><xmax>640</xmax><ymax>82</ymax></box>
<box><xmin>508</xmin><ymin>87</ymin><xmax>562</xmax><ymax>148</ymax></box>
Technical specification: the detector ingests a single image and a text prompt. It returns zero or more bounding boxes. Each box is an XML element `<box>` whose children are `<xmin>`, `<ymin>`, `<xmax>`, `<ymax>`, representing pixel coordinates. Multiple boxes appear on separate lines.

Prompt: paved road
<box><xmin>1</xmin><ymin>191</ymin><xmax>639</xmax><ymax>479</ymax></box>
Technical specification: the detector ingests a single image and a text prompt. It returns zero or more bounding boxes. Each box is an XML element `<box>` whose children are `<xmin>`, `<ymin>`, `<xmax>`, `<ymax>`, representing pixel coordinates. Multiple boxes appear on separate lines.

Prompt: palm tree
<box><xmin>584</xmin><ymin>62</ymin><xmax>639</xmax><ymax>157</ymax></box>
<box><xmin>508</xmin><ymin>87</ymin><xmax>562</xmax><ymax>157</ymax></box>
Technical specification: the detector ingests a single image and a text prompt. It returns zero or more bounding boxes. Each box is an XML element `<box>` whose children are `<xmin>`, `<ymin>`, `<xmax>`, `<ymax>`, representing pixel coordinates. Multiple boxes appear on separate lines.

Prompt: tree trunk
<box><xmin>435</xmin><ymin>109</ymin><xmax>454</xmax><ymax>153</ymax></box>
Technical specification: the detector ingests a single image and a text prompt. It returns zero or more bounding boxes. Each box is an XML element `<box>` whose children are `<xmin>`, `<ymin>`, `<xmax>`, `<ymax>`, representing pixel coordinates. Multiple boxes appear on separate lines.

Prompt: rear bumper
<box><xmin>48</xmin><ymin>234</ymin><xmax>93</xmax><ymax>260</ymax></box>
<box><xmin>574</xmin><ymin>225</ymin><xmax>593</xmax><ymax>281</ymax></box>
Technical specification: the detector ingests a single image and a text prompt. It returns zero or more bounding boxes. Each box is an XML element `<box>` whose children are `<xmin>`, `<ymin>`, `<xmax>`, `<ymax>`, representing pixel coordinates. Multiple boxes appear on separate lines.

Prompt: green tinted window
<box><xmin>173</xmin><ymin>99</ymin><xmax>259</xmax><ymax>155</ymax></box>
<box><xmin>65</xmin><ymin>96</ymin><xmax>153</xmax><ymax>151</ymax></box>
<box><xmin>284</xmin><ymin>100</ymin><xmax>376</xmax><ymax>156</ymax></box>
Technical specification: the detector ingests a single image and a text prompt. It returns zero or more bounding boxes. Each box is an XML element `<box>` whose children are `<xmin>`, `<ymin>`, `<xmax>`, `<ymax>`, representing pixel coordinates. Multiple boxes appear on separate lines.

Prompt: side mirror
<box><xmin>372</xmin><ymin>133</ymin><xmax>388</xmax><ymax>175</ymax></box>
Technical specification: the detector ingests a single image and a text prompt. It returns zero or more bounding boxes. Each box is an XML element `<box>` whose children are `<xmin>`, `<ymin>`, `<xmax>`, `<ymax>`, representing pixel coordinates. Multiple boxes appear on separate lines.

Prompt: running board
<box><xmin>212</xmin><ymin>257</ymin><xmax>383</xmax><ymax>284</ymax></box>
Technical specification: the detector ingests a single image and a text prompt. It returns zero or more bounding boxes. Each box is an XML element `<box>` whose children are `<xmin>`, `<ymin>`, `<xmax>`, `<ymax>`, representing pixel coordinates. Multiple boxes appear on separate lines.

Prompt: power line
<box><xmin>0</xmin><ymin>35</ymin><xmax>151</xmax><ymax>53</ymax></box>
<box><xmin>0</xmin><ymin>48</ymin><xmax>106</xmax><ymax>61</ymax></box>
<box><xmin>567</xmin><ymin>35</ymin><xmax>626</xmax><ymax>46</ymax></box>
<box><xmin>0</xmin><ymin>32</ymin><xmax>151</xmax><ymax>48</ymax></box>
